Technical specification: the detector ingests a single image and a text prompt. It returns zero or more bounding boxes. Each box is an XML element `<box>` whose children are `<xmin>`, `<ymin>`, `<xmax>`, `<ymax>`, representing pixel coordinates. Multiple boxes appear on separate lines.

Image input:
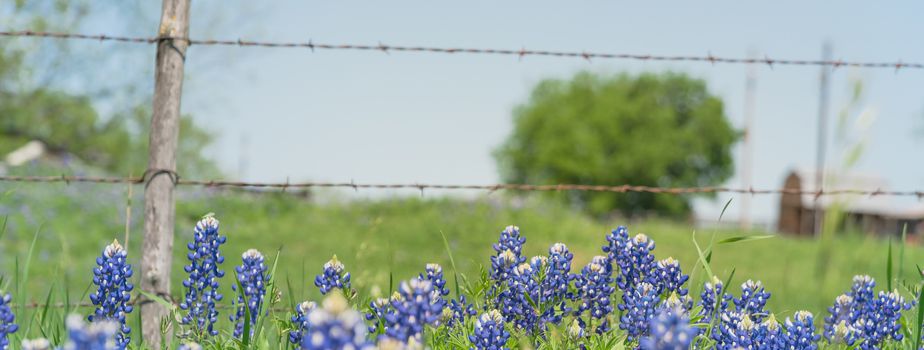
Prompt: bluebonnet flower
<box><xmin>179</xmin><ymin>215</ymin><xmax>226</xmax><ymax>337</ymax></box>
<box><xmin>574</xmin><ymin>256</ymin><xmax>614</xmax><ymax>334</ymax></box>
<box><xmin>618</xmin><ymin>282</ymin><xmax>659</xmax><ymax>340</ymax></box>
<box><xmin>376</xmin><ymin>337</ymin><xmax>423</xmax><ymax>350</ymax></box>
<box><xmin>649</xmin><ymin>257</ymin><xmax>689</xmax><ymax>297</ymax></box>
<box><xmin>849</xmin><ymin>275</ymin><xmax>876</xmax><ymax>307</ymax></box>
<box><xmin>699</xmin><ymin>276</ymin><xmax>728</xmax><ymax>324</ymax></box>
<box><xmin>490</xmin><ymin>226</ymin><xmax>526</xmax><ymax>289</ymax></box>
<box><xmin>88</xmin><ymin>240</ymin><xmax>133</xmax><ymax>349</ymax></box>
<box><xmin>419</xmin><ymin>263</ymin><xmax>449</xmax><ymax>296</ymax></box>
<box><xmin>851</xmin><ymin>290</ymin><xmax>911</xmax><ymax>349</ymax></box>
<box><xmin>499</xmin><ymin>262</ymin><xmax>541</xmax><ymax>332</ymax></box>
<box><xmin>177</xmin><ymin>342</ymin><xmax>202</xmax><ymax>350</ymax></box>
<box><xmin>64</xmin><ymin>314</ymin><xmax>119</xmax><ymax>350</ymax></box>
<box><xmin>314</xmin><ymin>255</ymin><xmax>351</xmax><ymax>295</ymax></box>
<box><xmin>783</xmin><ymin>311</ymin><xmax>820</xmax><ymax>350</ymax></box>
<box><xmin>733</xmin><ymin>280</ymin><xmax>771</xmax><ymax>322</ymax></box>
<box><xmin>493</xmin><ymin>225</ymin><xmax>526</xmax><ymax>257</ymax></box>
<box><xmin>639</xmin><ymin>307</ymin><xmax>697</xmax><ymax>350</ymax></box>
<box><xmin>230</xmin><ymin>249</ymin><xmax>269</xmax><ymax>339</ymax></box>
<box><xmin>712</xmin><ymin>311</ymin><xmax>790</xmax><ymax>350</ymax></box>
<box><xmin>823</xmin><ymin>294</ymin><xmax>855</xmax><ymax>342</ymax></box>
<box><xmin>0</xmin><ymin>292</ymin><xmax>17</xmax><ymax>350</ymax></box>
<box><xmin>301</xmin><ymin>292</ymin><xmax>374</xmax><ymax>350</ymax></box>
<box><xmin>365</xmin><ymin>293</ymin><xmax>398</xmax><ymax>333</ymax></box>
<box><xmin>469</xmin><ymin>310</ymin><xmax>510</xmax><ymax>350</ymax></box>
<box><xmin>289</xmin><ymin>301</ymin><xmax>317</xmax><ymax>345</ymax></box>
<box><xmin>544</xmin><ymin>243</ymin><xmax>574</xmax><ymax>300</ymax></box>
<box><xmin>601</xmin><ymin>226</ymin><xmax>629</xmax><ymax>274</ymax></box>
<box><xmin>616</xmin><ymin>234</ymin><xmax>656</xmax><ymax>292</ymax></box>
<box><xmin>20</xmin><ymin>338</ymin><xmax>50</xmax><ymax>350</ymax></box>
<box><xmin>384</xmin><ymin>279</ymin><xmax>445</xmax><ymax>342</ymax></box>
<box><xmin>447</xmin><ymin>295</ymin><xmax>477</xmax><ymax>328</ymax></box>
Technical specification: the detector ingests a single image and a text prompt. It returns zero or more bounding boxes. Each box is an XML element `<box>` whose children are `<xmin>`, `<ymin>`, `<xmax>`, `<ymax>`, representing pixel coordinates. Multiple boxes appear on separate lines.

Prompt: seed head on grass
<box><xmin>0</xmin><ymin>292</ymin><xmax>18</xmax><ymax>350</ymax></box>
<box><xmin>179</xmin><ymin>215</ymin><xmax>227</xmax><ymax>337</ymax></box>
<box><xmin>88</xmin><ymin>239</ymin><xmax>133</xmax><ymax>349</ymax></box>
<box><xmin>314</xmin><ymin>255</ymin><xmax>351</xmax><ymax>295</ymax></box>
<box><xmin>469</xmin><ymin>310</ymin><xmax>510</xmax><ymax>350</ymax></box>
<box><xmin>230</xmin><ymin>249</ymin><xmax>268</xmax><ymax>339</ymax></box>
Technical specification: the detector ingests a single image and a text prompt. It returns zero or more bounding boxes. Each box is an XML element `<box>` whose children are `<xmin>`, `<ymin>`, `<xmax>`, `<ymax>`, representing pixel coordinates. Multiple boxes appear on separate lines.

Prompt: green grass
<box><xmin>1</xmin><ymin>184</ymin><xmax>922</xmax><ymax>347</ymax></box>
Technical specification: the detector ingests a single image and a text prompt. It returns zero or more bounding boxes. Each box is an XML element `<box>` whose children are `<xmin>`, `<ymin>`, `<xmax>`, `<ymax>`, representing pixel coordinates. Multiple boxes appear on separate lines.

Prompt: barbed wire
<box><xmin>13</xmin><ymin>301</ymin><xmax>294</xmax><ymax>312</ymax></box>
<box><xmin>1</xmin><ymin>174</ymin><xmax>921</xmax><ymax>198</ymax></box>
<box><xmin>1</xmin><ymin>30</ymin><xmax>921</xmax><ymax>70</ymax></box>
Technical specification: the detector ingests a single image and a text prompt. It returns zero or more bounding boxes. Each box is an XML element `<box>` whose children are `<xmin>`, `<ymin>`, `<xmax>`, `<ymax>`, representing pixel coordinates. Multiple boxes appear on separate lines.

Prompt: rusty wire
<box><xmin>1</xmin><ymin>174</ymin><xmax>921</xmax><ymax>198</ymax></box>
<box><xmin>0</xmin><ymin>30</ymin><xmax>921</xmax><ymax>70</ymax></box>
<box><xmin>12</xmin><ymin>301</ymin><xmax>295</xmax><ymax>312</ymax></box>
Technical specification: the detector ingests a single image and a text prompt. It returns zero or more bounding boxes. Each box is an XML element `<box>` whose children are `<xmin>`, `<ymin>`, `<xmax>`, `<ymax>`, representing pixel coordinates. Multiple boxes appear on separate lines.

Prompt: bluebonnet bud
<box><xmin>289</xmin><ymin>301</ymin><xmax>317</xmax><ymax>345</ymax></box>
<box><xmin>384</xmin><ymin>279</ymin><xmax>445</xmax><ymax>342</ymax></box>
<box><xmin>64</xmin><ymin>314</ymin><xmax>119</xmax><ymax>350</ymax></box>
<box><xmin>618</xmin><ymin>282</ymin><xmax>659</xmax><ymax>340</ymax></box>
<box><xmin>639</xmin><ymin>307</ymin><xmax>696</xmax><ymax>350</ymax></box>
<box><xmin>849</xmin><ymin>275</ymin><xmax>876</xmax><ymax>307</ymax></box>
<box><xmin>314</xmin><ymin>255</ymin><xmax>351</xmax><ymax>295</ymax></box>
<box><xmin>420</xmin><ymin>263</ymin><xmax>449</xmax><ymax>296</ymax></box>
<box><xmin>649</xmin><ymin>257</ymin><xmax>689</xmax><ymax>297</ymax></box>
<box><xmin>783</xmin><ymin>311</ymin><xmax>820</xmax><ymax>350</ymax></box>
<box><xmin>575</xmin><ymin>257</ymin><xmax>614</xmax><ymax>334</ymax></box>
<box><xmin>733</xmin><ymin>280</ymin><xmax>771</xmax><ymax>322</ymax></box>
<box><xmin>493</xmin><ymin>225</ymin><xmax>526</xmax><ymax>257</ymax></box>
<box><xmin>469</xmin><ymin>310</ymin><xmax>509</xmax><ymax>350</ymax></box>
<box><xmin>301</xmin><ymin>292</ymin><xmax>374</xmax><ymax>350</ymax></box>
<box><xmin>88</xmin><ymin>240</ymin><xmax>133</xmax><ymax>349</ymax></box>
<box><xmin>230</xmin><ymin>249</ymin><xmax>268</xmax><ymax>339</ymax></box>
<box><xmin>179</xmin><ymin>215</ymin><xmax>226</xmax><ymax>337</ymax></box>
<box><xmin>616</xmin><ymin>234</ymin><xmax>656</xmax><ymax>292</ymax></box>
<box><xmin>699</xmin><ymin>276</ymin><xmax>728</xmax><ymax>324</ymax></box>
<box><xmin>0</xmin><ymin>292</ymin><xmax>17</xmax><ymax>350</ymax></box>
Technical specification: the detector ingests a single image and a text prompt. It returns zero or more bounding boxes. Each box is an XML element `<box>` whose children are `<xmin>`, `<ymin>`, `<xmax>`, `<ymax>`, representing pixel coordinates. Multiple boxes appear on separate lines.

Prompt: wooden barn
<box><xmin>777</xmin><ymin>170</ymin><xmax>924</xmax><ymax>237</ymax></box>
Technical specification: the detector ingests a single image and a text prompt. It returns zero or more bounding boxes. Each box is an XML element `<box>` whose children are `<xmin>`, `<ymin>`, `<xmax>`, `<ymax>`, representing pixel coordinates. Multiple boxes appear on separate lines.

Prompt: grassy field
<box><xmin>0</xmin><ymin>183</ymin><xmax>921</xmax><ymax>346</ymax></box>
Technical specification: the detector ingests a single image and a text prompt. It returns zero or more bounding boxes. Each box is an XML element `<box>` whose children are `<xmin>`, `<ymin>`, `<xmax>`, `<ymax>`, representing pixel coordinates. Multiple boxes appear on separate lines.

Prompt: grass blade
<box><xmin>691</xmin><ymin>231</ymin><xmax>714</xmax><ymax>281</ymax></box>
<box><xmin>899</xmin><ymin>224</ymin><xmax>908</xmax><ymax>280</ymax></box>
<box><xmin>716</xmin><ymin>235</ymin><xmax>775</xmax><ymax>245</ymax></box>
<box><xmin>438</xmin><ymin>230</ymin><xmax>462</xmax><ymax>298</ymax></box>
<box><xmin>887</xmin><ymin>237</ymin><xmax>893</xmax><ymax>291</ymax></box>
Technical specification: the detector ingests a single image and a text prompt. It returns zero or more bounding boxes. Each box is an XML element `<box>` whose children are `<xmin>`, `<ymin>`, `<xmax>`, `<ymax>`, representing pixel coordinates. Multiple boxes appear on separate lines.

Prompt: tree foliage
<box><xmin>495</xmin><ymin>72</ymin><xmax>738</xmax><ymax>218</ymax></box>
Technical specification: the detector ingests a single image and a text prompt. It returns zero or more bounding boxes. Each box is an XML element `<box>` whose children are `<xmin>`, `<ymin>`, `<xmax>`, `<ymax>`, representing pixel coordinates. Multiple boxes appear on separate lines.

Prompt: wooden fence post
<box><xmin>141</xmin><ymin>0</ymin><xmax>190</xmax><ymax>347</ymax></box>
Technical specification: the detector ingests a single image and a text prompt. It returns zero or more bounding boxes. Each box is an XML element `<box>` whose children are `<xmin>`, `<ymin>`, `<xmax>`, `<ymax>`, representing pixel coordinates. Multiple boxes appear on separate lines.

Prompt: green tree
<box><xmin>494</xmin><ymin>72</ymin><xmax>738</xmax><ymax>218</ymax></box>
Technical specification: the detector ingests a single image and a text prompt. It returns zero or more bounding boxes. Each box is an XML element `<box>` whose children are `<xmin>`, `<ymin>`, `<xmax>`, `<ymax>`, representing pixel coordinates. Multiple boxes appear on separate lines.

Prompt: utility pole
<box><xmin>141</xmin><ymin>0</ymin><xmax>190</xmax><ymax>347</ymax></box>
<box><xmin>739</xmin><ymin>50</ymin><xmax>758</xmax><ymax>231</ymax></box>
<box><xmin>813</xmin><ymin>42</ymin><xmax>832</xmax><ymax>236</ymax></box>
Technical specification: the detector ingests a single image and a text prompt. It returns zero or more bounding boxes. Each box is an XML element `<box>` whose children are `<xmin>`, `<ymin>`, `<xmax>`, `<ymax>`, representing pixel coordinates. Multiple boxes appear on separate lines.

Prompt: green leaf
<box><xmin>716</xmin><ymin>235</ymin><xmax>775</xmax><ymax>245</ymax></box>
<box><xmin>915</xmin><ymin>286</ymin><xmax>924</xmax><ymax>350</ymax></box>
<box><xmin>887</xmin><ymin>237</ymin><xmax>893</xmax><ymax>292</ymax></box>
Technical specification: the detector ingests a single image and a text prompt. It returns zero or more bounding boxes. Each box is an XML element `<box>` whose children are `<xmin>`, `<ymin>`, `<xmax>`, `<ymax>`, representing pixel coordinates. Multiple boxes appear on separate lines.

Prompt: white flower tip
<box><xmin>105</xmin><ymin>239</ymin><xmax>124</xmax><ymax>257</ymax></box>
<box><xmin>242</xmin><ymin>249</ymin><xmax>263</xmax><ymax>260</ymax></box>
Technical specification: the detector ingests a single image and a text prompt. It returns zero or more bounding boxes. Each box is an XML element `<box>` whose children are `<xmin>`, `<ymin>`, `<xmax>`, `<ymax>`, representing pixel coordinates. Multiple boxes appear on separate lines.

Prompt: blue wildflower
<box><xmin>301</xmin><ymin>292</ymin><xmax>374</xmax><ymax>350</ymax></box>
<box><xmin>177</xmin><ymin>342</ymin><xmax>202</xmax><ymax>350</ymax></box>
<box><xmin>784</xmin><ymin>311</ymin><xmax>820</xmax><ymax>350</ymax></box>
<box><xmin>639</xmin><ymin>307</ymin><xmax>697</xmax><ymax>350</ymax></box>
<box><xmin>499</xmin><ymin>262</ymin><xmax>541</xmax><ymax>332</ymax></box>
<box><xmin>179</xmin><ymin>215</ymin><xmax>226</xmax><ymax>337</ymax></box>
<box><xmin>649</xmin><ymin>257</ymin><xmax>689</xmax><ymax>297</ymax></box>
<box><xmin>420</xmin><ymin>263</ymin><xmax>449</xmax><ymax>297</ymax></box>
<box><xmin>384</xmin><ymin>279</ymin><xmax>445</xmax><ymax>342</ymax></box>
<box><xmin>602</xmin><ymin>226</ymin><xmax>629</xmax><ymax>275</ymax></box>
<box><xmin>851</xmin><ymin>290</ymin><xmax>911</xmax><ymax>349</ymax></box>
<box><xmin>447</xmin><ymin>295</ymin><xmax>476</xmax><ymax>328</ymax></box>
<box><xmin>469</xmin><ymin>310</ymin><xmax>510</xmax><ymax>350</ymax></box>
<box><xmin>618</xmin><ymin>282</ymin><xmax>659</xmax><ymax>340</ymax></box>
<box><xmin>823</xmin><ymin>294</ymin><xmax>855</xmax><ymax>342</ymax></box>
<box><xmin>575</xmin><ymin>256</ymin><xmax>615</xmax><ymax>334</ymax></box>
<box><xmin>616</xmin><ymin>234</ymin><xmax>656</xmax><ymax>292</ymax></box>
<box><xmin>0</xmin><ymin>292</ymin><xmax>17</xmax><ymax>350</ymax></box>
<box><xmin>733</xmin><ymin>280</ymin><xmax>771</xmax><ymax>322</ymax></box>
<box><xmin>493</xmin><ymin>225</ymin><xmax>526</xmax><ymax>257</ymax></box>
<box><xmin>490</xmin><ymin>226</ymin><xmax>526</xmax><ymax>289</ymax></box>
<box><xmin>88</xmin><ymin>240</ymin><xmax>133</xmax><ymax>349</ymax></box>
<box><xmin>365</xmin><ymin>293</ymin><xmax>398</xmax><ymax>334</ymax></box>
<box><xmin>289</xmin><ymin>301</ymin><xmax>317</xmax><ymax>345</ymax></box>
<box><xmin>699</xmin><ymin>276</ymin><xmax>728</xmax><ymax>324</ymax></box>
<box><xmin>65</xmin><ymin>314</ymin><xmax>119</xmax><ymax>350</ymax></box>
<box><xmin>314</xmin><ymin>255</ymin><xmax>351</xmax><ymax>295</ymax></box>
<box><xmin>230</xmin><ymin>249</ymin><xmax>269</xmax><ymax>339</ymax></box>
<box><xmin>823</xmin><ymin>275</ymin><xmax>912</xmax><ymax>348</ymax></box>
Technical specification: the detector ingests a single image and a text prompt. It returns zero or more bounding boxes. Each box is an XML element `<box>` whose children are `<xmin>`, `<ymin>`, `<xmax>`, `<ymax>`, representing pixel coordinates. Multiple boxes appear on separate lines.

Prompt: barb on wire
<box><xmin>1</xmin><ymin>174</ymin><xmax>922</xmax><ymax>197</ymax></box>
<box><xmin>1</xmin><ymin>30</ymin><xmax>922</xmax><ymax>70</ymax></box>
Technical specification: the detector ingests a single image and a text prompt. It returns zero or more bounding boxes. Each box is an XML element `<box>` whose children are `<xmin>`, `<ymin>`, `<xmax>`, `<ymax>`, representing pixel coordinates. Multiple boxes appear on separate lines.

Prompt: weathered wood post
<box><xmin>141</xmin><ymin>0</ymin><xmax>190</xmax><ymax>347</ymax></box>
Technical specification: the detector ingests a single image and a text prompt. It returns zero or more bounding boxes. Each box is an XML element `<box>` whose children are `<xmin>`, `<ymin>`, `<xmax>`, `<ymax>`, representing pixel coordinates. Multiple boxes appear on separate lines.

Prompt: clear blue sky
<box><xmin>115</xmin><ymin>2</ymin><xmax>924</xmax><ymax>224</ymax></box>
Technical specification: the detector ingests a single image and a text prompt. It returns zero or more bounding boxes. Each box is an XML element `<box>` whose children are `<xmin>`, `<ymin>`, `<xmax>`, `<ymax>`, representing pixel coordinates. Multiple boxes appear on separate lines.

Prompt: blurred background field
<box><xmin>1</xmin><ymin>183</ymin><xmax>917</xmax><ymax>322</ymax></box>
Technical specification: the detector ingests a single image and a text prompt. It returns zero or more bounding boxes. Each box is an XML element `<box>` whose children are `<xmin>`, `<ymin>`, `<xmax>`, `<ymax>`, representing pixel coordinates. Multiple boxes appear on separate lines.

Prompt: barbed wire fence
<box><xmin>2</xmin><ymin>23</ymin><xmax>924</xmax><ymax>319</ymax></box>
